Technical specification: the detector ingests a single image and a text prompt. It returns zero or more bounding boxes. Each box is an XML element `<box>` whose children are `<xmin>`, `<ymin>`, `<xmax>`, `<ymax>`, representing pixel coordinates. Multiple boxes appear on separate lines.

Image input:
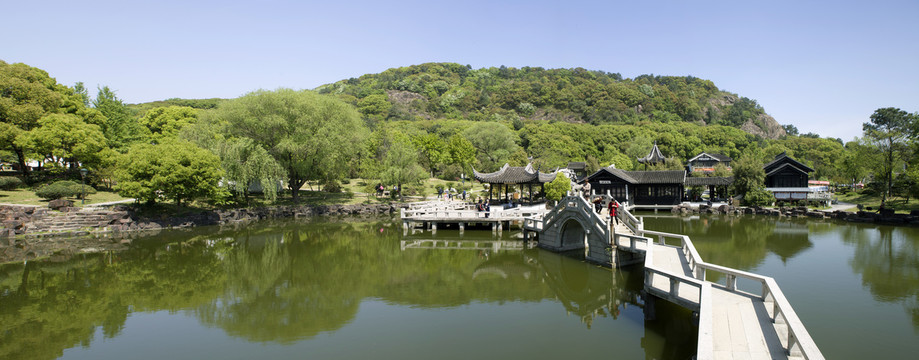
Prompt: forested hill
<box><xmin>315</xmin><ymin>63</ymin><xmax>787</xmax><ymax>139</ymax></box>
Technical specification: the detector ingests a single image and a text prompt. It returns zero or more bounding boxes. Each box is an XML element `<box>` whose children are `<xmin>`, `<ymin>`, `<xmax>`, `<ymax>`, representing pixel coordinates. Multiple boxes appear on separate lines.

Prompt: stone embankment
<box><xmin>0</xmin><ymin>202</ymin><xmax>402</xmax><ymax>239</ymax></box>
<box><xmin>671</xmin><ymin>203</ymin><xmax>919</xmax><ymax>225</ymax></box>
<box><xmin>0</xmin><ymin>202</ymin><xmax>404</xmax><ymax>263</ymax></box>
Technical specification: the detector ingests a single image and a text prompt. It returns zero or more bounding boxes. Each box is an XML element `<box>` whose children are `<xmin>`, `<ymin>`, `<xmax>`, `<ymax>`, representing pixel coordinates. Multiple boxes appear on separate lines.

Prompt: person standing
<box><xmin>609</xmin><ymin>201</ymin><xmax>619</xmax><ymax>225</ymax></box>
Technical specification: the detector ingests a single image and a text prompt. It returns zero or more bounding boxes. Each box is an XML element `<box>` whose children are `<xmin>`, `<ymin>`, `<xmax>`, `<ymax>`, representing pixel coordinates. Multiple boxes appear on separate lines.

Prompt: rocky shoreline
<box><xmin>0</xmin><ymin>202</ymin><xmax>404</xmax><ymax>263</ymax></box>
<box><xmin>671</xmin><ymin>203</ymin><xmax>919</xmax><ymax>225</ymax></box>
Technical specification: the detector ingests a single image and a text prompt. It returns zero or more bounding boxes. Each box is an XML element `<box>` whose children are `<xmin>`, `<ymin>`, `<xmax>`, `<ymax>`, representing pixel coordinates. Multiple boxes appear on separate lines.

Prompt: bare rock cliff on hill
<box><xmin>741</xmin><ymin>114</ymin><xmax>786</xmax><ymax>139</ymax></box>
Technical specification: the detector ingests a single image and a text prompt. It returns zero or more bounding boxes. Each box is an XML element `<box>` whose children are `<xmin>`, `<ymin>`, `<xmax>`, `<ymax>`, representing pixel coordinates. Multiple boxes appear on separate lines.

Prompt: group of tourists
<box><xmin>589</xmin><ymin>195</ymin><xmax>620</xmax><ymax>225</ymax></box>
<box><xmin>475</xmin><ymin>199</ymin><xmax>491</xmax><ymax>218</ymax></box>
<box><xmin>438</xmin><ymin>187</ymin><xmax>465</xmax><ymax>201</ymax></box>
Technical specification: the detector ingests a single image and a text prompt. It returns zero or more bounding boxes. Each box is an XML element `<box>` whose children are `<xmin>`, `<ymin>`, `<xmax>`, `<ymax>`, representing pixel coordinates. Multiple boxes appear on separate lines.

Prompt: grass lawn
<box><xmin>0</xmin><ymin>177</ymin><xmax>494</xmax><ymax>211</ymax></box>
<box><xmin>0</xmin><ymin>189</ymin><xmax>130</xmax><ymax>207</ymax></box>
<box><xmin>836</xmin><ymin>191</ymin><xmax>919</xmax><ymax>213</ymax></box>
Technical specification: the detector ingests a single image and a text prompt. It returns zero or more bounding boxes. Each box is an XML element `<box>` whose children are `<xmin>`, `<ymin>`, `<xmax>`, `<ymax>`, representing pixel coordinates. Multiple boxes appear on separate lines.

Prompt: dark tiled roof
<box><xmin>711</xmin><ymin>153</ymin><xmax>732</xmax><ymax>162</ymax></box>
<box><xmin>473</xmin><ymin>163</ymin><xmax>556</xmax><ymax>184</ymax></box>
<box><xmin>688</xmin><ymin>152</ymin><xmax>733</xmax><ymax>163</ymax></box>
<box><xmin>764</xmin><ymin>152</ymin><xmax>814</xmax><ymax>173</ymax></box>
<box><xmin>637</xmin><ymin>143</ymin><xmax>666</xmax><ymax>164</ymax></box>
<box><xmin>586</xmin><ymin>167</ymin><xmax>685</xmax><ymax>184</ymax></box>
<box><xmin>765</xmin><ymin>163</ymin><xmax>808</xmax><ymax>177</ymax></box>
<box><xmin>567</xmin><ymin>162</ymin><xmax>586</xmax><ymax>170</ymax></box>
<box><xmin>538</xmin><ymin>172</ymin><xmax>558</xmax><ymax>183</ymax></box>
<box><xmin>685</xmin><ymin>176</ymin><xmax>734</xmax><ymax>186</ymax></box>
<box><xmin>628</xmin><ymin>170</ymin><xmax>686</xmax><ymax>184</ymax></box>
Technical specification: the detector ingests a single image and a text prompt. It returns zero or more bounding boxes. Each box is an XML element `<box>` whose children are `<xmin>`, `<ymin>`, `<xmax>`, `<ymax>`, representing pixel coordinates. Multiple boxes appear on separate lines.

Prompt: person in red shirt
<box><xmin>608</xmin><ymin>200</ymin><xmax>619</xmax><ymax>225</ymax></box>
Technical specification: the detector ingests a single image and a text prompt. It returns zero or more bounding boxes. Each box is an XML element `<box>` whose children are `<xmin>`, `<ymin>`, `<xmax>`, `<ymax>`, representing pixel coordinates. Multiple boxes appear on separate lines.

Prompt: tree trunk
<box><xmin>13</xmin><ymin>147</ymin><xmax>30</xmax><ymax>180</ymax></box>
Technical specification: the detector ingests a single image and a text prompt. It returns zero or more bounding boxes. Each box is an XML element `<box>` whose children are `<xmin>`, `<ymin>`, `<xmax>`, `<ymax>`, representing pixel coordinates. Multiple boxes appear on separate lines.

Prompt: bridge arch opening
<box><xmin>560</xmin><ymin>219</ymin><xmax>586</xmax><ymax>249</ymax></box>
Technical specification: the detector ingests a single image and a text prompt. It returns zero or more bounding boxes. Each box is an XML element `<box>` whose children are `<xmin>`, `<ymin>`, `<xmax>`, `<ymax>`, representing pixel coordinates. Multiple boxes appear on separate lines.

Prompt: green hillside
<box><xmin>316</xmin><ymin>62</ymin><xmax>784</xmax><ymax>138</ymax></box>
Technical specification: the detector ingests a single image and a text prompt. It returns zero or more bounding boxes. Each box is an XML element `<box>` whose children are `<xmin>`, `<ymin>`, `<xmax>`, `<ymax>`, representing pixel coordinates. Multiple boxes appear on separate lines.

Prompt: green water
<box><xmin>0</xmin><ymin>219</ymin><xmax>693</xmax><ymax>360</ymax></box>
<box><xmin>1</xmin><ymin>215</ymin><xmax>917</xmax><ymax>359</ymax></box>
<box><xmin>639</xmin><ymin>214</ymin><xmax>919</xmax><ymax>359</ymax></box>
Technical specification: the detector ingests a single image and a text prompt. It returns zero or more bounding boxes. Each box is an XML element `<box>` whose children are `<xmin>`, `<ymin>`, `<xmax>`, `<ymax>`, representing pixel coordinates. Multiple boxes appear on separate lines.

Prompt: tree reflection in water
<box><xmin>843</xmin><ymin>224</ymin><xmax>919</xmax><ymax>330</ymax></box>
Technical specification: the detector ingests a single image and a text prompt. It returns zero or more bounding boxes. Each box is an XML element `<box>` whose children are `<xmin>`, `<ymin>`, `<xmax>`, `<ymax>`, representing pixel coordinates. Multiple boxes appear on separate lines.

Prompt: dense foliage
<box><xmin>3</xmin><ymin>60</ymin><xmax>917</xmax><ymax>207</ymax></box>
<box><xmin>317</xmin><ymin>63</ymin><xmax>771</xmax><ymax>132</ymax></box>
<box><xmin>115</xmin><ymin>140</ymin><xmax>225</xmax><ymax>205</ymax></box>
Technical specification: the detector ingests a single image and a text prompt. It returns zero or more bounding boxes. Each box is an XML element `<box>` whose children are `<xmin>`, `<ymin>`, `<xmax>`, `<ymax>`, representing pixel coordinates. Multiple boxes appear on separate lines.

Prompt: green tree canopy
<box><xmin>93</xmin><ymin>86</ymin><xmax>142</xmax><ymax>149</ymax></box>
<box><xmin>16</xmin><ymin>113</ymin><xmax>108</xmax><ymax>168</ymax></box>
<box><xmin>463</xmin><ymin>122</ymin><xmax>519</xmax><ymax>171</ymax></box>
<box><xmin>732</xmin><ymin>153</ymin><xmax>767</xmax><ymax>205</ymax></box>
<box><xmin>219</xmin><ymin>138</ymin><xmax>286</xmax><ymax>202</ymax></box>
<box><xmin>115</xmin><ymin>140</ymin><xmax>224</xmax><ymax>205</ymax></box>
<box><xmin>213</xmin><ymin>89</ymin><xmax>368</xmax><ymax>202</ymax></box>
<box><xmin>381</xmin><ymin>140</ymin><xmax>427</xmax><ymax>201</ymax></box>
<box><xmin>863</xmin><ymin>107</ymin><xmax>918</xmax><ymax>205</ymax></box>
<box><xmin>0</xmin><ymin>61</ymin><xmax>97</xmax><ymax>176</ymax></box>
<box><xmin>139</xmin><ymin>106</ymin><xmax>198</xmax><ymax>141</ymax></box>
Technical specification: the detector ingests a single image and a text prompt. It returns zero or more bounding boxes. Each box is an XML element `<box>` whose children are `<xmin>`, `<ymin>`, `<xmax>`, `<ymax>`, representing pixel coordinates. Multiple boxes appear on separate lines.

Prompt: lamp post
<box><xmin>79</xmin><ymin>168</ymin><xmax>88</xmax><ymax>205</ymax></box>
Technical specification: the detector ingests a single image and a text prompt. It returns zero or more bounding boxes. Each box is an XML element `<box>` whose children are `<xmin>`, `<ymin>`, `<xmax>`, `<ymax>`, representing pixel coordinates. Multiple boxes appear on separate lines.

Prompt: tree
<box><xmin>838</xmin><ymin>140</ymin><xmax>872</xmax><ymax>187</ymax></box>
<box><xmin>447</xmin><ymin>134</ymin><xmax>476</xmax><ymax>176</ymax></box>
<box><xmin>93</xmin><ymin>86</ymin><xmax>142</xmax><ymax>149</ymax></box>
<box><xmin>381</xmin><ymin>141</ymin><xmax>426</xmax><ymax>201</ymax></box>
<box><xmin>115</xmin><ymin>140</ymin><xmax>224</xmax><ymax>205</ymax></box>
<box><xmin>732</xmin><ymin>153</ymin><xmax>767</xmax><ymax>205</ymax></box>
<box><xmin>462</xmin><ymin>122</ymin><xmax>519</xmax><ymax>171</ymax></box>
<box><xmin>139</xmin><ymin>106</ymin><xmax>198</xmax><ymax>142</ymax></box>
<box><xmin>0</xmin><ymin>61</ymin><xmax>91</xmax><ymax>176</ymax></box>
<box><xmin>219</xmin><ymin>138</ymin><xmax>287</xmax><ymax>202</ymax></box>
<box><xmin>544</xmin><ymin>172</ymin><xmax>571</xmax><ymax>201</ymax></box>
<box><xmin>356</xmin><ymin>94</ymin><xmax>392</xmax><ymax>122</ymax></box>
<box><xmin>863</xmin><ymin>107</ymin><xmax>918</xmax><ymax>205</ymax></box>
<box><xmin>412</xmin><ymin>133</ymin><xmax>448</xmax><ymax>177</ymax></box>
<box><xmin>782</xmin><ymin>124</ymin><xmax>799</xmax><ymax>136</ymax></box>
<box><xmin>214</xmin><ymin>89</ymin><xmax>367</xmax><ymax>202</ymax></box>
<box><xmin>16</xmin><ymin>113</ymin><xmax>108</xmax><ymax>168</ymax></box>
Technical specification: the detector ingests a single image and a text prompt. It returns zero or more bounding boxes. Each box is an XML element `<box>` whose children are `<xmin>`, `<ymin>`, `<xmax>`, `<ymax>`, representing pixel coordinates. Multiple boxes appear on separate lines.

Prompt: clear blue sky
<box><xmin>5</xmin><ymin>0</ymin><xmax>918</xmax><ymax>141</ymax></box>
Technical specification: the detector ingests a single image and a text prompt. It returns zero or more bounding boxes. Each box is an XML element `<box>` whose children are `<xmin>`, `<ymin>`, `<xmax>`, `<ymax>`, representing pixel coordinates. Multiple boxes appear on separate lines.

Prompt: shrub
<box><xmin>35</xmin><ymin>180</ymin><xmax>96</xmax><ymax>200</ymax></box>
<box><xmin>0</xmin><ymin>176</ymin><xmax>23</xmax><ymax>190</ymax></box>
<box><xmin>743</xmin><ymin>187</ymin><xmax>774</xmax><ymax>207</ymax></box>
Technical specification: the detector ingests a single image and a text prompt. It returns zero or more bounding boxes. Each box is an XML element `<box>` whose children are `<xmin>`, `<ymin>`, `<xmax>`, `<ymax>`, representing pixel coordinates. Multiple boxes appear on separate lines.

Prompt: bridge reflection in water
<box><xmin>399</xmin><ymin>236</ymin><xmax>698</xmax><ymax>356</ymax></box>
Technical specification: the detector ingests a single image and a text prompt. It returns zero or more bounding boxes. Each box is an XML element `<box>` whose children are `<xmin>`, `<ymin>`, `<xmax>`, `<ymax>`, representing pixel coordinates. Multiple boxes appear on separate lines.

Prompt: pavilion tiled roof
<box><xmin>637</xmin><ymin>143</ymin><xmax>666</xmax><ymax>164</ymax></box>
<box><xmin>586</xmin><ymin>167</ymin><xmax>686</xmax><ymax>184</ymax></box>
<box><xmin>473</xmin><ymin>163</ymin><xmax>557</xmax><ymax>184</ymax></box>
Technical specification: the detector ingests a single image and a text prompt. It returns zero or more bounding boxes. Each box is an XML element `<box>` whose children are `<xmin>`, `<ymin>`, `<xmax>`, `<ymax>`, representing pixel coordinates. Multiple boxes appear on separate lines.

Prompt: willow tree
<box><xmin>214</xmin><ymin>89</ymin><xmax>367</xmax><ymax>202</ymax></box>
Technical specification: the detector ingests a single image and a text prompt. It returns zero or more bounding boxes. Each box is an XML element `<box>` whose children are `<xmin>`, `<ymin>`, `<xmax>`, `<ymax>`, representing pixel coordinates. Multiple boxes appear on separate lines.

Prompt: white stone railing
<box><xmin>629</xmin><ymin>229</ymin><xmax>824</xmax><ymax>360</ymax></box>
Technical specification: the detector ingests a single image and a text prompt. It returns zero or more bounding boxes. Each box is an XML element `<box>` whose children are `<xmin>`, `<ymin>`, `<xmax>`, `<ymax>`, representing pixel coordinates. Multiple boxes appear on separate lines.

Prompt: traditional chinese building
<box><xmin>584</xmin><ymin>166</ymin><xmax>686</xmax><ymax>206</ymax></box>
<box><xmin>473</xmin><ymin>163</ymin><xmax>557</xmax><ymax>203</ymax></box>
<box><xmin>566</xmin><ymin>162</ymin><xmax>588</xmax><ymax>181</ymax></box>
<box><xmin>636</xmin><ymin>143</ymin><xmax>666</xmax><ymax>169</ymax></box>
<box><xmin>686</xmin><ymin>152</ymin><xmax>732</xmax><ymax>173</ymax></box>
<box><xmin>763</xmin><ymin>152</ymin><xmax>814</xmax><ymax>201</ymax></box>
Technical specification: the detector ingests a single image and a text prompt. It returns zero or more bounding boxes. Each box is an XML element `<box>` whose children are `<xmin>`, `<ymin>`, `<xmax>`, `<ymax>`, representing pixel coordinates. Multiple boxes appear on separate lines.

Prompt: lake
<box><xmin>1</xmin><ymin>214</ymin><xmax>917</xmax><ymax>359</ymax></box>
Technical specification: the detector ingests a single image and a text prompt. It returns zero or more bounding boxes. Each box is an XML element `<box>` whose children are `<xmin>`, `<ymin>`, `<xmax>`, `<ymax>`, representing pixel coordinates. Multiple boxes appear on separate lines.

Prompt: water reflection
<box><xmin>640</xmin><ymin>214</ymin><xmax>812</xmax><ymax>271</ymax></box>
<box><xmin>0</xmin><ymin>219</ymin><xmax>700</xmax><ymax>360</ymax></box>
<box><xmin>841</xmin><ymin>224</ymin><xmax>919</xmax><ymax>330</ymax></box>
